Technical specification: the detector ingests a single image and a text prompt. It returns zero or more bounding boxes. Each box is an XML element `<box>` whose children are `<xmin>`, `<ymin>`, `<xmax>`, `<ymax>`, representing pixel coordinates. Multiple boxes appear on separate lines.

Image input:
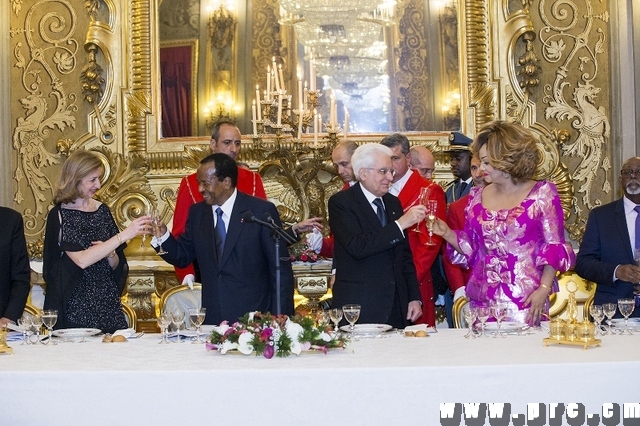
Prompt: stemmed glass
<box><xmin>31</xmin><ymin>312</ymin><xmax>43</xmax><ymax>344</ymax></box>
<box><xmin>151</xmin><ymin>207</ymin><xmax>168</xmax><ymax>255</ymax></box>
<box><xmin>41</xmin><ymin>310</ymin><xmax>58</xmax><ymax>345</ymax></box>
<box><xmin>476</xmin><ymin>306</ymin><xmax>491</xmax><ymax>337</ymax></box>
<box><xmin>171</xmin><ymin>310</ymin><xmax>185</xmax><ymax>343</ymax></box>
<box><xmin>188</xmin><ymin>307</ymin><xmax>206</xmax><ymax>343</ymax></box>
<box><xmin>602</xmin><ymin>303</ymin><xmax>617</xmax><ymax>335</ymax></box>
<box><xmin>412</xmin><ymin>187</ymin><xmax>431</xmax><ymax>232</ymax></box>
<box><xmin>463</xmin><ymin>306</ymin><xmax>477</xmax><ymax>339</ymax></box>
<box><xmin>491</xmin><ymin>303</ymin><xmax>507</xmax><ymax>338</ymax></box>
<box><xmin>424</xmin><ymin>200</ymin><xmax>438</xmax><ymax>246</ymax></box>
<box><xmin>342</xmin><ymin>304</ymin><xmax>361</xmax><ymax>333</ymax></box>
<box><xmin>157</xmin><ymin>312</ymin><xmax>172</xmax><ymax>344</ymax></box>
<box><xmin>618</xmin><ymin>298</ymin><xmax>635</xmax><ymax>334</ymax></box>
<box><xmin>140</xmin><ymin>206</ymin><xmax>150</xmax><ymax>248</ymax></box>
<box><xmin>589</xmin><ymin>305</ymin><xmax>604</xmax><ymax>336</ymax></box>
<box><xmin>17</xmin><ymin>315</ymin><xmax>32</xmax><ymax>345</ymax></box>
<box><xmin>329</xmin><ymin>308</ymin><xmax>343</xmax><ymax>334</ymax></box>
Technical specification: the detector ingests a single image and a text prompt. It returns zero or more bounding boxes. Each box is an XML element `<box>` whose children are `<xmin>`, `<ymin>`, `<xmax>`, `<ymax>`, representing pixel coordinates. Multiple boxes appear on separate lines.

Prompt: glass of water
<box><xmin>342</xmin><ymin>304</ymin><xmax>361</xmax><ymax>332</ymax></box>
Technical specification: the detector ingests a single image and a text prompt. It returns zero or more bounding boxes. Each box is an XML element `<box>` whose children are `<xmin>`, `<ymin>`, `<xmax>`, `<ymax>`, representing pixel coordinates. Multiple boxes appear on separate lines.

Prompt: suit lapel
<box><xmin>218</xmin><ymin>192</ymin><xmax>247</xmax><ymax>267</ymax></box>
<box><xmin>352</xmin><ymin>183</ymin><xmax>384</xmax><ymax>229</ymax></box>
<box><xmin>614</xmin><ymin>199</ymin><xmax>634</xmax><ymax>261</ymax></box>
<box><xmin>382</xmin><ymin>192</ymin><xmax>402</xmax><ymax>224</ymax></box>
<box><xmin>195</xmin><ymin>203</ymin><xmax>217</xmax><ymax>262</ymax></box>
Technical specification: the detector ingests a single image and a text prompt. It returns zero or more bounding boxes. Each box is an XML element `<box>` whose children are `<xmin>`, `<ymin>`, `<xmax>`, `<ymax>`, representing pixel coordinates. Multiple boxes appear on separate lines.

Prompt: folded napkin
<box><xmin>112</xmin><ymin>328</ymin><xmax>138</xmax><ymax>339</ymax></box>
<box><xmin>404</xmin><ymin>324</ymin><xmax>437</xmax><ymax>334</ymax></box>
<box><xmin>6</xmin><ymin>331</ymin><xmax>24</xmax><ymax>342</ymax></box>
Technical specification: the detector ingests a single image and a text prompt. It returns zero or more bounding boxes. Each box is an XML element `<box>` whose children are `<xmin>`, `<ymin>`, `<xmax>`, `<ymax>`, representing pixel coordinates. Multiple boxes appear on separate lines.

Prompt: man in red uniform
<box><xmin>172</xmin><ymin>120</ymin><xmax>267</xmax><ymax>285</ymax></box>
<box><xmin>409</xmin><ymin>145</ymin><xmax>436</xmax><ymax>180</ymax></box>
<box><xmin>443</xmin><ymin>155</ymin><xmax>486</xmax><ymax>302</ymax></box>
<box><xmin>380</xmin><ymin>134</ymin><xmax>446</xmax><ymax>327</ymax></box>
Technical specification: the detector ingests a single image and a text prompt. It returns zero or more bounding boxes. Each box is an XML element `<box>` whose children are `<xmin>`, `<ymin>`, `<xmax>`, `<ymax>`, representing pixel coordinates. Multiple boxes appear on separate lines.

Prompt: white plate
<box><xmin>339</xmin><ymin>324</ymin><xmax>392</xmax><ymax>335</ymax></box>
<box><xmin>483</xmin><ymin>322</ymin><xmax>526</xmax><ymax>332</ymax></box>
<box><xmin>52</xmin><ymin>328</ymin><xmax>101</xmax><ymax>339</ymax></box>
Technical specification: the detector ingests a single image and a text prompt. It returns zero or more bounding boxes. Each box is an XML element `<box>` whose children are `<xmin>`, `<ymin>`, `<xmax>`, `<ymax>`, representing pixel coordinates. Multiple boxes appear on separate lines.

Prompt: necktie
<box><xmin>459</xmin><ymin>181</ymin><xmax>468</xmax><ymax>198</ymax></box>
<box><xmin>634</xmin><ymin>206</ymin><xmax>640</xmax><ymax>250</ymax></box>
<box><xmin>215</xmin><ymin>207</ymin><xmax>226</xmax><ymax>262</ymax></box>
<box><xmin>373</xmin><ymin>198</ymin><xmax>387</xmax><ymax>226</ymax></box>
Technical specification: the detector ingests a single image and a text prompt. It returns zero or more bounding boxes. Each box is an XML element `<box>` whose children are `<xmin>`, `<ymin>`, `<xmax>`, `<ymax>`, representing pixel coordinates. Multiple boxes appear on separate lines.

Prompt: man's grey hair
<box><xmin>380</xmin><ymin>133</ymin><xmax>410</xmax><ymax>155</ymax></box>
<box><xmin>351</xmin><ymin>143</ymin><xmax>393</xmax><ymax>181</ymax></box>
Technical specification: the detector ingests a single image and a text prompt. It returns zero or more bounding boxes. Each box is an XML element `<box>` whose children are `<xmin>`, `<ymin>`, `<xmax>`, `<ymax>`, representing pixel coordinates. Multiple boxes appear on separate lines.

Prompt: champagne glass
<box><xmin>171</xmin><ymin>309</ymin><xmax>185</xmax><ymax>343</ymax></box>
<box><xmin>412</xmin><ymin>187</ymin><xmax>431</xmax><ymax>232</ymax></box>
<box><xmin>31</xmin><ymin>313</ymin><xmax>43</xmax><ymax>344</ymax></box>
<box><xmin>140</xmin><ymin>206</ymin><xmax>150</xmax><ymax>248</ymax></box>
<box><xmin>188</xmin><ymin>307</ymin><xmax>206</xmax><ymax>343</ymax></box>
<box><xmin>602</xmin><ymin>303</ymin><xmax>617</xmax><ymax>335</ymax></box>
<box><xmin>342</xmin><ymin>304</ymin><xmax>361</xmax><ymax>332</ymax></box>
<box><xmin>424</xmin><ymin>200</ymin><xmax>438</xmax><ymax>246</ymax></box>
<box><xmin>329</xmin><ymin>308</ymin><xmax>343</xmax><ymax>334</ymax></box>
<box><xmin>463</xmin><ymin>306</ymin><xmax>477</xmax><ymax>339</ymax></box>
<box><xmin>157</xmin><ymin>312</ymin><xmax>172</xmax><ymax>344</ymax></box>
<box><xmin>618</xmin><ymin>298</ymin><xmax>635</xmax><ymax>334</ymax></box>
<box><xmin>41</xmin><ymin>310</ymin><xmax>58</xmax><ymax>345</ymax></box>
<box><xmin>491</xmin><ymin>303</ymin><xmax>506</xmax><ymax>338</ymax></box>
<box><xmin>17</xmin><ymin>315</ymin><xmax>32</xmax><ymax>345</ymax></box>
<box><xmin>589</xmin><ymin>305</ymin><xmax>604</xmax><ymax>336</ymax></box>
<box><xmin>151</xmin><ymin>207</ymin><xmax>168</xmax><ymax>255</ymax></box>
<box><xmin>476</xmin><ymin>306</ymin><xmax>490</xmax><ymax>337</ymax></box>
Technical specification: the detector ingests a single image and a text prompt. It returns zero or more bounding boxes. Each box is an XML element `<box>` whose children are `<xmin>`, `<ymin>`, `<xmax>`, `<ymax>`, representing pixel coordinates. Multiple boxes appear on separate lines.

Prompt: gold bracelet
<box><xmin>540</xmin><ymin>284</ymin><xmax>550</xmax><ymax>292</ymax></box>
<box><xmin>116</xmin><ymin>233</ymin><xmax>122</xmax><ymax>244</ymax></box>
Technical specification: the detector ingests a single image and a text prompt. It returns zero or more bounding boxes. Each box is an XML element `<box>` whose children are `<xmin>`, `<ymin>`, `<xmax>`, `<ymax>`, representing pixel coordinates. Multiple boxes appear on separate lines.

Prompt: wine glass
<box><xmin>31</xmin><ymin>312</ymin><xmax>43</xmax><ymax>344</ymax></box>
<box><xmin>342</xmin><ymin>304</ymin><xmax>361</xmax><ymax>333</ymax></box>
<box><xmin>188</xmin><ymin>307</ymin><xmax>206</xmax><ymax>343</ymax></box>
<box><xmin>491</xmin><ymin>303</ymin><xmax>507</xmax><ymax>338</ymax></box>
<box><xmin>618</xmin><ymin>298</ymin><xmax>635</xmax><ymax>334</ymax></box>
<box><xmin>463</xmin><ymin>306</ymin><xmax>477</xmax><ymax>339</ymax></box>
<box><xmin>329</xmin><ymin>308</ymin><xmax>343</xmax><ymax>334</ymax></box>
<box><xmin>424</xmin><ymin>200</ymin><xmax>438</xmax><ymax>246</ymax></box>
<box><xmin>171</xmin><ymin>309</ymin><xmax>185</xmax><ymax>343</ymax></box>
<box><xmin>157</xmin><ymin>312</ymin><xmax>172</xmax><ymax>344</ymax></box>
<box><xmin>17</xmin><ymin>315</ymin><xmax>32</xmax><ymax>345</ymax></box>
<box><xmin>41</xmin><ymin>310</ymin><xmax>58</xmax><ymax>345</ymax></box>
<box><xmin>151</xmin><ymin>207</ymin><xmax>168</xmax><ymax>255</ymax></box>
<box><xmin>140</xmin><ymin>206</ymin><xmax>150</xmax><ymax>248</ymax></box>
<box><xmin>476</xmin><ymin>306</ymin><xmax>490</xmax><ymax>337</ymax></box>
<box><xmin>589</xmin><ymin>305</ymin><xmax>604</xmax><ymax>336</ymax></box>
<box><xmin>412</xmin><ymin>187</ymin><xmax>431</xmax><ymax>232</ymax></box>
<box><xmin>602</xmin><ymin>303</ymin><xmax>617</xmax><ymax>335</ymax></box>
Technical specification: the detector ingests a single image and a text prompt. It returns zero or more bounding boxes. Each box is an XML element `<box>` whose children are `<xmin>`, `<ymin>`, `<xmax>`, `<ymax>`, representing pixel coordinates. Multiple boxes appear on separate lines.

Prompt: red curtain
<box><xmin>160</xmin><ymin>45</ymin><xmax>193</xmax><ymax>137</ymax></box>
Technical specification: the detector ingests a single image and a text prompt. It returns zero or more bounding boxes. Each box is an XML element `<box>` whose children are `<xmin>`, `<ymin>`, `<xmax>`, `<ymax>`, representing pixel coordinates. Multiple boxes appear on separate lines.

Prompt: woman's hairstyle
<box><xmin>53</xmin><ymin>150</ymin><xmax>104</xmax><ymax>204</ymax></box>
<box><xmin>471</xmin><ymin>120</ymin><xmax>540</xmax><ymax>183</ymax></box>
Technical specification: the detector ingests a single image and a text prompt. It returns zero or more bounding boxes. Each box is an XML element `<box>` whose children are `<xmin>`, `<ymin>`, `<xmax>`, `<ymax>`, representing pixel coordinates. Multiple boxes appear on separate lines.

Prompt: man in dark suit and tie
<box><xmin>328</xmin><ymin>143</ymin><xmax>426</xmax><ymax>328</ymax></box>
<box><xmin>153</xmin><ymin>153</ymin><xmax>294</xmax><ymax>325</ymax></box>
<box><xmin>0</xmin><ymin>206</ymin><xmax>30</xmax><ymax>327</ymax></box>
<box><xmin>576</xmin><ymin>156</ymin><xmax>640</xmax><ymax>317</ymax></box>
<box><xmin>444</xmin><ymin>131</ymin><xmax>473</xmax><ymax>204</ymax></box>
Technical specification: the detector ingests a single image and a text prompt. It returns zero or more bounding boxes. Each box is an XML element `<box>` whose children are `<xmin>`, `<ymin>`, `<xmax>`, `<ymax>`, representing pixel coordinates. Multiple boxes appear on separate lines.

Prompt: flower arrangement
<box><xmin>206</xmin><ymin>311</ymin><xmax>347</xmax><ymax>358</ymax></box>
<box><xmin>288</xmin><ymin>242</ymin><xmax>320</xmax><ymax>263</ymax></box>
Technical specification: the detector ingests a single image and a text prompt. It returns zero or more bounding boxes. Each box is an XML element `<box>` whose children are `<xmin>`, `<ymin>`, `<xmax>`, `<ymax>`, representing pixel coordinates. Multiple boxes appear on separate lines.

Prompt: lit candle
<box><xmin>330</xmin><ymin>97</ymin><xmax>336</xmax><ymax>127</ymax></box>
<box><xmin>252</xmin><ymin>100</ymin><xmax>258</xmax><ymax>135</ymax></box>
<box><xmin>309</xmin><ymin>57</ymin><xmax>316</xmax><ymax>91</ymax></box>
<box><xmin>256</xmin><ymin>85</ymin><xmax>262</xmax><ymax>121</ymax></box>
<box><xmin>298</xmin><ymin>80</ymin><xmax>304</xmax><ymax>113</ymax></box>
<box><xmin>266</xmin><ymin>67</ymin><xmax>271</xmax><ymax>101</ymax></box>
<box><xmin>343</xmin><ymin>107</ymin><xmax>349</xmax><ymax>141</ymax></box>
<box><xmin>273</xmin><ymin>57</ymin><xmax>280</xmax><ymax>92</ymax></box>
<box><xmin>277</xmin><ymin>94</ymin><xmax>283</xmax><ymax>126</ymax></box>
<box><xmin>297</xmin><ymin>112</ymin><xmax>303</xmax><ymax>140</ymax></box>
<box><xmin>278</xmin><ymin>65</ymin><xmax>285</xmax><ymax>93</ymax></box>
<box><xmin>318</xmin><ymin>113</ymin><xmax>322</xmax><ymax>134</ymax></box>
<box><xmin>255</xmin><ymin>85</ymin><xmax>261</xmax><ymax>105</ymax></box>
<box><xmin>313</xmin><ymin>109</ymin><xmax>318</xmax><ymax>145</ymax></box>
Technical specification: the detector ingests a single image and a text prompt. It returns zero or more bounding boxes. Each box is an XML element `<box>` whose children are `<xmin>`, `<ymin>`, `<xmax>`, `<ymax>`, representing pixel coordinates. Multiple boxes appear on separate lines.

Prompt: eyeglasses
<box><xmin>418</xmin><ymin>168</ymin><xmax>434</xmax><ymax>176</ymax></box>
<box><xmin>621</xmin><ymin>169</ymin><xmax>640</xmax><ymax>178</ymax></box>
<box><xmin>364</xmin><ymin>167</ymin><xmax>396</xmax><ymax>177</ymax></box>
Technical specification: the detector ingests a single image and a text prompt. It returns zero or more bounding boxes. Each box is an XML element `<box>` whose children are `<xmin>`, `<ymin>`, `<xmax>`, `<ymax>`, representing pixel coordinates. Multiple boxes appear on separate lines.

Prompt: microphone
<box><xmin>242</xmin><ymin>211</ymin><xmax>274</xmax><ymax>228</ymax></box>
<box><xmin>263</xmin><ymin>212</ymin><xmax>276</xmax><ymax>226</ymax></box>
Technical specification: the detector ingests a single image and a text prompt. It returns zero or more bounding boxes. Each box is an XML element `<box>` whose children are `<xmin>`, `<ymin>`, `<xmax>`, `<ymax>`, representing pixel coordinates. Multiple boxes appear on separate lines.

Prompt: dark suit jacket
<box><xmin>0</xmin><ymin>207</ymin><xmax>30</xmax><ymax>322</ymax></box>
<box><xmin>445</xmin><ymin>179</ymin><xmax>472</xmax><ymax>204</ymax></box>
<box><xmin>575</xmin><ymin>198</ymin><xmax>640</xmax><ymax>317</ymax></box>
<box><xmin>160</xmin><ymin>192</ymin><xmax>294</xmax><ymax>325</ymax></box>
<box><xmin>328</xmin><ymin>183</ymin><xmax>421</xmax><ymax>328</ymax></box>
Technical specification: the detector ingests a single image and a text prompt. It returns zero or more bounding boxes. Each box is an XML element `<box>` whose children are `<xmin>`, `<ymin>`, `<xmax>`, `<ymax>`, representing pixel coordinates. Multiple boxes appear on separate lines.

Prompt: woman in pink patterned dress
<box><xmin>433</xmin><ymin>121</ymin><xmax>575</xmax><ymax>325</ymax></box>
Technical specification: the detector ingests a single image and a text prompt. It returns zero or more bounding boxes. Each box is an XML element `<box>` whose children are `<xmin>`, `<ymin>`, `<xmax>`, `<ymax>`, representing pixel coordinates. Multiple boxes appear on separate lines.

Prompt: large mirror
<box><xmin>158</xmin><ymin>0</ymin><xmax>461</xmax><ymax>138</ymax></box>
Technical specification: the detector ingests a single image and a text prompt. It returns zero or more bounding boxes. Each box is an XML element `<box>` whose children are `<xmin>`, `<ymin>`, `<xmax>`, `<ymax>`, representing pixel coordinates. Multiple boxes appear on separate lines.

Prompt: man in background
<box><xmin>381</xmin><ymin>134</ymin><xmax>446</xmax><ymax>327</ymax></box>
<box><xmin>0</xmin><ymin>206</ymin><xmax>30</xmax><ymax>327</ymax></box>
<box><xmin>409</xmin><ymin>145</ymin><xmax>436</xmax><ymax>180</ymax></box>
<box><xmin>444</xmin><ymin>132</ymin><xmax>473</xmax><ymax>204</ymax></box>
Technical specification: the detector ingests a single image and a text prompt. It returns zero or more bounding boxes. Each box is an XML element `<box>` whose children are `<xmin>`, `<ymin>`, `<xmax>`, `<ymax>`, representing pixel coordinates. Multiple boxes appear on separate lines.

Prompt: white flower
<box><xmin>319</xmin><ymin>331</ymin><xmax>332</xmax><ymax>342</ymax></box>
<box><xmin>248</xmin><ymin>311</ymin><xmax>257</xmax><ymax>321</ymax></box>
<box><xmin>212</xmin><ymin>323</ymin><xmax>231</xmax><ymax>335</ymax></box>
<box><xmin>237</xmin><ymin>331</ymin><xmax>255</xmax><ymax>355</ymax></box>
<box><xmin>220</xmin><ymin>340</ymin><xmax>238</xmax><ymax>354</ymax></box>
<box><xmin>285</xmin><ymin>319</ymin><xmax>304</xmax><ymax>355</ymax></box>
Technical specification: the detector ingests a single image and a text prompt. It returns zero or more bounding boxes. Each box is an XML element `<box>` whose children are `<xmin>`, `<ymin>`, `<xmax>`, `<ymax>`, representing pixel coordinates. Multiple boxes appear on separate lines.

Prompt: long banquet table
<box><xmin>1</xmin><ymin>328</ymin><xmax>639</xmax><ymax>426</ymax></box>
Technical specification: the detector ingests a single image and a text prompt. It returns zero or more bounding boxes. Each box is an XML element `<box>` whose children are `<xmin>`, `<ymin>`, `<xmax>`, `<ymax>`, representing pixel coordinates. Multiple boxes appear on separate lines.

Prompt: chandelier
<box><xmin>294</xmin><ymin>20</ymin><xmax>383</xmax><ymax>51</ymax></box>
<box><xmin>279</xmin><ymin>0</ymin><xmax>385</xmax><ymax>27</ymax></box>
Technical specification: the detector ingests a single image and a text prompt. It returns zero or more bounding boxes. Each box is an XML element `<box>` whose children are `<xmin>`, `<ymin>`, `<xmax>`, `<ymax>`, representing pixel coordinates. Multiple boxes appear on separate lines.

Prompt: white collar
<box><xmin>390</xmin><ymin>169</ymin><xmax>413</xmax><ymax>196</ymax></box>
<box><xmin>213</xmin><ymin>188</ymin><xmax>238</xmax><ymax>219</ymax></box>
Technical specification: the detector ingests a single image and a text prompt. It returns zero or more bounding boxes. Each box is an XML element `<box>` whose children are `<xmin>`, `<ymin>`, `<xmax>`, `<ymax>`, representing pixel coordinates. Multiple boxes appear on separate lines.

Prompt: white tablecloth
<box><xmin>1</xmin><ymin>328</ymin><xmax>638</xmax><ymax>425</ymax></box>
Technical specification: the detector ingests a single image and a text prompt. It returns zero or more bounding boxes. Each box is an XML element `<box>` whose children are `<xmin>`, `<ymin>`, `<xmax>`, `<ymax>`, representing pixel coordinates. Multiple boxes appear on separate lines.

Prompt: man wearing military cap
<box><xmin>444</xmin><ymin>131</ymin><xmax>473</xmax><ymax>204</ymax></box>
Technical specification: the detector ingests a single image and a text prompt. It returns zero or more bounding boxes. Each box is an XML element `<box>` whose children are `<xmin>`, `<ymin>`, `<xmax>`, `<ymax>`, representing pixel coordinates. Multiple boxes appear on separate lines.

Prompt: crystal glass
<box><xmin>602</xmin><ymin>303</ymin><xmax>617</xmax><ymax>335</ymax></box>
<box><xmin>424</xmin><ymin>200</ymin><xmax>438</xmax><ymax>246</ymax></box>
<box><xmin>329</xmin><ymin>308</ymin><xmax>343</xmax><ymax>334</ymax></box>
<box><xmin>342</xmin><ymin>304</ymin><xmax>361</xmax><ymax>332</ymax></box>
<box><xmin>491</xmin><ymin>303</ymin><xmax>507</xmax><ymax>338</ymax></box>
<box><xmin>188</xmin><ymin>307</ymin><xmax>206</xmax><ymax>343</ymax></box>
<box><xmin>463</xmin><ymin>306</ymin><xmax>477</xmax><ymax>339</ymax></box>
<box><xmin>589</xmin><ymin>305</ymin><xmax>604</xmax><ymax>336</ymax></box>
<box><xmin>31</xmin><ymin>313</ymin><xmax>43</xmax><ymax>344</ymax></box>
<box><xmin>171</xmin><ymin>310</ymin><xmax>185</xmax><ymax>343</ymax></box>
<box><xmin>41</xmin><ymin>310</ymin><xmax>58</xmax><ymax>345</ymax></box>
<box><xmin>157</xmin><ymin>312</ymin><xmax>172</xmax><ymax>344</ymax></box>
<box><xmin>412</xmin><ymin>187</ymin><xmax>430</xmax><ymax>233</ymax></box>
<box><xmin>618</xmin><ymin>298</ymin><xmax>635</xmax><ymax>334</ymax></box>
<box><xmin>140</xmin><ymin>206</ymin><xmax>150</xmax><ymax>248</ymax></box>
<box><xmin>17</xmin><ymin>315</ymin><xmax>32</xmax><ymax>345</ymax></box>
<box><xmin>151</xmin><ymin>207</ymin><xmax>168</xmax><ymax>255</ymax></box>
<box><xmin>476</xmin><ymin>306</ymin><xmax>491</xmax><ymax>337</ymax></box>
